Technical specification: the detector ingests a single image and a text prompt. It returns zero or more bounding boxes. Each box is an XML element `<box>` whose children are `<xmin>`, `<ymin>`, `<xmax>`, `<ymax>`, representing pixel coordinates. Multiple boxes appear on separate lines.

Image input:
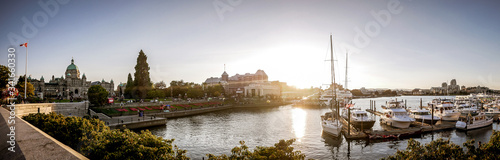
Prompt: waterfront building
<box><xmin>30</xmin><ymin>58</ymin><xmax>115</xmax><ymax>99</ymax></box>
<box><xmin>204</xmin><ymin>69</ymin><xmax>280</xmax><ymax>97</ymax></box>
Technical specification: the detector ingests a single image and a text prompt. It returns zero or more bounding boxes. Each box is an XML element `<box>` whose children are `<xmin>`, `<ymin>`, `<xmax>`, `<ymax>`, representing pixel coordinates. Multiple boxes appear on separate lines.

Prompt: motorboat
<box><xmin>384</xmin><ymin>99</ymin><xmax>406</xmax><ymax>108</ymax></box>
<box><xmin>318</xmin><ymin>89</ymin><xmax>352</xmax><ymax>107</ymax></box>
<box><xmin>380</xmin><ymin>102</ymin><xmax>415</xmax><ymax>128</ymax></box>
<box><xmin>341</xmin><ymin>105</ymin><xmax>375</xmax><ymax>130</ymax></box>
<box><xmin>455</xmin><ymin>98</ymin><xmax>479</xmax><ymax>116</ymax></box>
<box><xmin>430</xmin><ymin>99</ymin><xmax>461</xmax><ymax>121</ymax></box>
<box><xmin>409</xmin><ymin>109</ymin><xmax>440</xmax><ymax>125</ymax></box>
<box><xmin>484</xmin><ymin>107</ymin><xmax>500</xmax><ymax>121</ymax></box>
<box><xmin>321</xmin><ymin>112</ymin><xmax>342</xmax><ymax>137</ymax></box>
<box><xmin>456</xmin><ymin>112</ymin><xmax>493</xmax><ymax>130</ymax></box>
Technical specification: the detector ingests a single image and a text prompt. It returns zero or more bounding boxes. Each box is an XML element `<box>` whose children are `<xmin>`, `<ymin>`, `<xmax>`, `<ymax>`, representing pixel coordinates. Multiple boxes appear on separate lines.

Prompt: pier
<box><xmin>339</xmin><ymin>108</ymin><xmax>456</xmax><ymax>140</ymax></box>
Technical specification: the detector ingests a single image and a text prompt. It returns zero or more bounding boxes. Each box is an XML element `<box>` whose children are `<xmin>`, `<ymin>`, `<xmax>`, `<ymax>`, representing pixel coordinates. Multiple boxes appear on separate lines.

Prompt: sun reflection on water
<box><xmin>291</xmin><ymin>108</ymin><xmax>307</xmax><ymax>141</ymax></box>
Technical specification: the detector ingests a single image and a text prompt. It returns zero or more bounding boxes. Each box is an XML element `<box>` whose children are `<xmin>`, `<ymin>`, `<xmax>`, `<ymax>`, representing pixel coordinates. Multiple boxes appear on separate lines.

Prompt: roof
<box><xmin>384</xmin><ymin>108</ymin><xmax>407</xmax><ymax>113</ymax></box>
<box><xmin>410</xmin><ymin>109</ymin><xmax>430</xmax><ymax>113</ymax></box>
<box><xmin>205</xmin><ymin>77</ymin><xmax>221</xmax><ymax>84</ymax></box>
<box><xmin>66</xmin><ymin>58</ymin><xmax>79</xmax><ymax>70</ymax></box>
<box><xmin>255</xmin><ymin>69</ymin><xmax>267</xmax><ymax>76</ymax></box>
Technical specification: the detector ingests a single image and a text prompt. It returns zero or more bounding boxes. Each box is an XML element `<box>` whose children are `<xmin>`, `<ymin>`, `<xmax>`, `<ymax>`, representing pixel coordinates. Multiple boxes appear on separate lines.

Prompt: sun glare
<box><xmin>292</xmin><ymin>108</ymin><xmax>307</xmax><ymax>140</ymax></box>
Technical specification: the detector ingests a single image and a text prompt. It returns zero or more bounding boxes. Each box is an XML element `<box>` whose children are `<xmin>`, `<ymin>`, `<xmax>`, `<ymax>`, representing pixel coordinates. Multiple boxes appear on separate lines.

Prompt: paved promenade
<box><xmin>0</xmin><ymin>107</ymin><xmax>88</xmax><ymax>160</ymax></box>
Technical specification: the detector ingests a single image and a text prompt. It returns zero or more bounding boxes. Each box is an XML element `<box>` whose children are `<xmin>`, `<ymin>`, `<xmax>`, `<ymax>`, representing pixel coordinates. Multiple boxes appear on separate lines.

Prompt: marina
<box><xmin>148</xmin><ymin>96</ymin><xmax>500</xmax><ymax>159</ymax></box>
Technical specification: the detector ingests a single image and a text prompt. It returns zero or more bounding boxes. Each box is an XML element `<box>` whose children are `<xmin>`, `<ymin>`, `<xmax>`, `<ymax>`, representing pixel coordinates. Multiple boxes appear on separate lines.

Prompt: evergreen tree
<box><xmin>88</xmin><ymin>85</ymin><xmax>109</xmax><ymax>106</ymax></box>
<box><xmin>133</xmin><ymin>50</ymin><xmax>152</xmax><ymax>99</ymax></box>
<box><xmin>125</xmin><ymin>73</ymin><xmax>134</xmax><ymax>99</ymax></box>
<box><xmin>0</xmin><ymin>65</ymin><xmax>11</xmax><ymax>90</ymax></box>
<box><xmin>15</xmin><ymin>75</ymin><xmax>35</xmax><ymax>98</ymax></box>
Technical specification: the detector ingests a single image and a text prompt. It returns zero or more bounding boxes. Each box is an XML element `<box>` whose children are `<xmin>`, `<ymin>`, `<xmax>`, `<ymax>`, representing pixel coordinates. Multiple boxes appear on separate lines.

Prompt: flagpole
<box><xmin>25</xmin><ymin>40</ymin><xmax>28</xmax><ymax>99</ymax></box>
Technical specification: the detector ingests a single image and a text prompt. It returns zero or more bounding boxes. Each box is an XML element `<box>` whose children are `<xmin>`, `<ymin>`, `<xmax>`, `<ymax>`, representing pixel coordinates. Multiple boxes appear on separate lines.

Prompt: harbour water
<box><xmin>149</xmin><ymin>96</ymin><xmax>499</xmax><ymax>159</ymax></box>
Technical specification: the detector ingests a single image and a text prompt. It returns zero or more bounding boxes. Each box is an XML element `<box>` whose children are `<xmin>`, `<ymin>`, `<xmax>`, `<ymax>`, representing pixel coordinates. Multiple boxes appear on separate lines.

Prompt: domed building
<box><xmin>29</xmin><ymin>58</ymin><xmax>115</xmax><ymax>100</ymax></box>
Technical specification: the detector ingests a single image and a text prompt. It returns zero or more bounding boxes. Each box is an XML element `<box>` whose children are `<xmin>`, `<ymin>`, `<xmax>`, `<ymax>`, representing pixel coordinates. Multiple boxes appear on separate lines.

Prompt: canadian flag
<box><xmin>346</xmin><ymin>104</ymin><xmax>355</xmax><ymax>108</ymax></box>
<box><xmin>20</xmin><ymin>43</ymin><xmax>28</xmax><ymax>47</ymax></box>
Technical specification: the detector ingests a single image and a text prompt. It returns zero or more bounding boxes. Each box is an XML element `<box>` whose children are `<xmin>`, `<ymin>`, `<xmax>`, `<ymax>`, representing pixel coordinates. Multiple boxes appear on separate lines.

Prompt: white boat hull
<box><xmin>456</xmin><ymin>118</ymin><xmax>493</xmax><ymax>130</ymax></box>
<box><xmin>381</xmin><ymin>118</ymin><xmax>412</xmax><ymax>129</ymax></box>
<box><xmin>438</xmin><ymin>112</ymin><xmax>461</xmax><ymax>121</ymax></box>
<box><xmin>322</xmin><ymin>121</ymin><xmax>342</xmax><ymax>137</ymax></box>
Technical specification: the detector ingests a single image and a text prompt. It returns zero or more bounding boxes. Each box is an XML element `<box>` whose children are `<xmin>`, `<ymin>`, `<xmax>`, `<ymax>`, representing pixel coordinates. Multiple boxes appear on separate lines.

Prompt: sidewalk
<box><xmin>0</xmin><ymin>107</ymin><xmax>88</xmax><ymax>160</ymax></box>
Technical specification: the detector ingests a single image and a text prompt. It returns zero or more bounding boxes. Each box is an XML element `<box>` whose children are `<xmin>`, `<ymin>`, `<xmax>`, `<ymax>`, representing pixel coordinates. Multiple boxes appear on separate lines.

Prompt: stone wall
<box><xmin>12</xmin><ymin>102</ymin><xmax>89</xmax><ymax>117</ymax></box>
<box><xmin>109</xmin><ymin>118</ymin><xmax>168</xmax><ymax>130</ymax></box>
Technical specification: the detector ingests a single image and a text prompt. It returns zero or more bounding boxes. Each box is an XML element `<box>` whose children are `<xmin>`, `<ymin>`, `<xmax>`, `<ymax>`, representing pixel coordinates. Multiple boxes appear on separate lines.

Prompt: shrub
<box><xmin>207</xmin><ymin>139</ymin><xmax>306</xmax><ymax>160</ymax></box>
<box><xmin>383</xmin><ymin>131</ymin><xmax>500</xmax><ymax>160</ymax></box>
<box><xmin>22</xmin><ymin>113</ymin><xmax>188</xmax><ymax>160</ymax></box>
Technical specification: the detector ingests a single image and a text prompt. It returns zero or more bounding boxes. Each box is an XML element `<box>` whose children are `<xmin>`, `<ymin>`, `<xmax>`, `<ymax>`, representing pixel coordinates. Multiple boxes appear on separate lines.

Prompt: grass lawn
<box><xmin>92</xmin><ymin>101</ymin><xmax>222</xmax><ymax>116</ymax></box>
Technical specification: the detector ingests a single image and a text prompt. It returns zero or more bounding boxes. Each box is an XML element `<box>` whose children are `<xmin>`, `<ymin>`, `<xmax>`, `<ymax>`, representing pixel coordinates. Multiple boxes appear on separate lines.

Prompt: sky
<box><xmin>1</xmin><ymin>0</ymin><xmax>499</xmax><ymax>90</ymax></box>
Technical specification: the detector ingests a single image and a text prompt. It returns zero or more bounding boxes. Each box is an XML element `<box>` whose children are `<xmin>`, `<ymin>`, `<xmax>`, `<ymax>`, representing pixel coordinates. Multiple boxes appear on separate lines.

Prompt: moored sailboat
<box><xmin>321</xmin><ymin>34</ymin><xmax>342</xmax><ymax>137</ymax></box>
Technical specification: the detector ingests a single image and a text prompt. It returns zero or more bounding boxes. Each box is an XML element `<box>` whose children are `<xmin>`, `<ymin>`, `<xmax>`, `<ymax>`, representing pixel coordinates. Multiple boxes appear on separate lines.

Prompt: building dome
<box><xmin>67</xmin><ymin>58</ymin><xmax>79</xmax><ymax>71</ymax></box>
<box><xmin>65</xmin><ymin>58</ymin><xmax>80</xmax><ymax>79</ymax></box>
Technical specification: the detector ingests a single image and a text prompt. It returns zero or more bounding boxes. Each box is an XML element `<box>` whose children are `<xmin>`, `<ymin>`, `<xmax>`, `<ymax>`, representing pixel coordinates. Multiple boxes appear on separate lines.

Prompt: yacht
<box><xmin>318</xmin><ymin>89</ymin><xmax>352</xmax><ymax>107</ymax></box>
<box><xmin>454</xmin><ymin>98</ymin><xmax>479</xmax><ymax>116</ymax></box>
<box><xmin>456</xmin><ymin>112</ymin><xmax>493</xmax><ymax>130</ymax></box>
<box><xmin>321</xmin><ymin>112</ymin><xmax>342</xmax><ymax>137</ymax></box>
<box><xmin>341</xmin><ymin>105</ymin><xmax>375</xmax><ymax>130</ymax></box>
<box><xmin>484</xmin><ymin>107</ymin><xmax>500</xmax><ymax>121</ymax></box>
<box><xmin>429</xmin><ymin>99</ymin><xmax>461</xmax><ymax>121</ymax></box>
<box><xmin>409</xmin><ymin>109</ymin><xmax>440</xmax><ymax>125</ymax></box>
<box><xmin>380</xmin><ymin>101</ymin><xmax>415</xmax><ymax>128</ymax></box>
<box><xmin>384</xmin><ymin>99</ymin><xmax>406</xmax><ymax>108</ymax></box>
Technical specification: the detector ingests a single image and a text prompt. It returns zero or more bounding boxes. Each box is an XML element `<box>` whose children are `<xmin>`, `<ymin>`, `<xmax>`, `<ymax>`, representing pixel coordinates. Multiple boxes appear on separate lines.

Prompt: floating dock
<box><xmin>339</xmin><ymin>109</ymin><xmax>456</xmax><ymax>140</ymax></box>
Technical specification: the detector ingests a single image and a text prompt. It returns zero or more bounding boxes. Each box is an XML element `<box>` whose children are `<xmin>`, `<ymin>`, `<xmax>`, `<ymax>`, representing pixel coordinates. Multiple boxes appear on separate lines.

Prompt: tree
<box><xmin>147</xmin><ymin>89</ymin><xmax>165</xmax><ymax>99</ymax></box>
<box><xmin>154</xmin><ymin>81</ymin><xmax>166</xmax><ymax>89</ymax></box>
<box><xmin>125</xmin><ymin>73</ymin><xmax>134</xmax><ymax>99</ymax></box>
<box><xmin>207</xmin><ymin>139</ymin><xmax>306</xmax><ymax>160</ymax></box>
<box><xmin>187</xmin><ymin>87</ymin><xmax>203</xmax><ymax>98</ymax></box>
<box><xmin>133</xmin><ymin>50</ymin><xmax>152</xmax><ymax>99</ymax></box>
<box><xmin>351</xmin><ymin>89</ymin><xmax>364</xmax><ymax>96</ymax></box>
<box><xmin>383</xmin><ymin>131</ymin><xmax>500</xmax><ymax>160</ymax></box>
<box><xmin>382</xmin><ymin>89</ymin><xmax>392</xmax><ymax>96</ymax></box>
<box><xmin>206</xmin><ymin>84</ymin><xmax>225</xmax><ymax>97</ymax></box>
<box><xmin>15</xmin><ymin>75</ymin><xmax>34</xmax><ymax>98</ymax></box>
<box><xmin>0</xmin><ymin>65</ymin><xmax>10</xmax><ymax>90</ymax></box>
<box><xmin>88</xmin><ymin>85</ymin><xmax>108</xmax><ymax>106</ymax></box>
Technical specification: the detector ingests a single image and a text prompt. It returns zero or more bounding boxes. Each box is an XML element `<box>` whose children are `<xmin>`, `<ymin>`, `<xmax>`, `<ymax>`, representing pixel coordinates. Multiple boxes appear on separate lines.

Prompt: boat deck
<box><xmin>338</xmin><ymin>109</ymin><xmax>456</xmax><ymax>140</ymax></box>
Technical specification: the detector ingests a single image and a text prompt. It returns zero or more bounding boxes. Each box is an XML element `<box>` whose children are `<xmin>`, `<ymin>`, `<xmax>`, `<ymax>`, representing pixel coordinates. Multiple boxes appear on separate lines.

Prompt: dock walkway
<box><xmin>339</xmin><ymin>109</ymin><xmax>456</xmax><ymax>140</ymax></box>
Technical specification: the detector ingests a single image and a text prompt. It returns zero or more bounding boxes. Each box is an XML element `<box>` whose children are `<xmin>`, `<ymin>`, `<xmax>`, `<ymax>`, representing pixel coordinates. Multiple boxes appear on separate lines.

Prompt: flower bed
<box><xmin>95</xmin><ymin>101</ymin><xmax>224</xmax><ymax>116</ymax></box>
<box><xmin>115</xmin><ymin>108</ymin><xmax>129</xmax><ymax>112</ymax></box>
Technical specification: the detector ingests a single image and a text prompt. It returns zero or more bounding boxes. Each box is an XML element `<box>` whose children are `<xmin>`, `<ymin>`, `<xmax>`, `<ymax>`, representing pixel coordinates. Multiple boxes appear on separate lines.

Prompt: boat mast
<box><xmin>330</xmin><ymin>34</ymin><xmax>337</xmax><ymax>119</ymax></box>
<box><xmin>345</xmin><ymin>50</ymin><xmax>348</xmax><ymax>91</ymax></box>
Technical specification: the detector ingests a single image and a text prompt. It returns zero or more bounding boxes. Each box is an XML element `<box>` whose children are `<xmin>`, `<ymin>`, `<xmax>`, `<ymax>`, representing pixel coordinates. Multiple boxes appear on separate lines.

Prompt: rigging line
<box><xmin>332</xmin><ymin>36</ymin><xmax>340</xmax><ymax>87</ymax></box>
<box><xmin>322</xmin><ymin>38</ymin><xmax>331</xmax><ymax>86</ymax></box>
